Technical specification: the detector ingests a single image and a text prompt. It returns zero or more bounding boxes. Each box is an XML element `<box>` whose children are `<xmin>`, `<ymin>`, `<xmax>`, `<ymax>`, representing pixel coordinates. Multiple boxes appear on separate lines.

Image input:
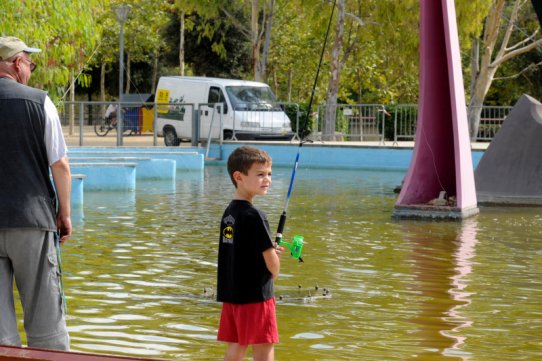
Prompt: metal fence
<box><xmin>471</xmin><ymin>106</ymin><xmax>512</xmax><ymax>141</ymax></box>
<box><xmin>59</xmin><ymin>100</ymin><xmax>512</xmax><ymax>146</ymax></box>
<box><xmin>59</xmin><ymin>100</ymin><xmax>301</xmax><ymax>146</ymax></box>
<box><xmin>392</xmin><ymin>104</ymin><xmax>418</xmax><ymax>144</ymax></box>
<box><xmin>314</xmin><ymin>104</ymin><xmax>388</xmax><ymax>143</ymax></box>
<box><xmin>230</xmin><ymin>102</ymin><xmax>300</xmax><ymax>141</ymax></box>
<box><xmin>313</xmin><ymin>103</ymin><xmax>512</xmax><ymax>143</ymax></box>
<box><xmin>60</xmin><ymin>101</ymin><xmax>160</xmax><ymax>146</ymax></box>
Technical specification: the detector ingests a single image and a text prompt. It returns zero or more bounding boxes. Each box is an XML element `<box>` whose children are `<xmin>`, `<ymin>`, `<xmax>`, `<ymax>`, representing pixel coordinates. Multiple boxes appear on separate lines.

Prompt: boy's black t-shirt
<box><xmin>217</xmin><ymin>200</ymin><xmax>274</xmax><ymax>304</ymax></box>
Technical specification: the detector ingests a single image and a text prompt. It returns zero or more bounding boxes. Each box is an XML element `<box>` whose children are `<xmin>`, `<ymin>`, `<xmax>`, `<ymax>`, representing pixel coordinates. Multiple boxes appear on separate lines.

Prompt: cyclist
<box><xmin>104</xmin><ymin>100</ymin><xmax>118</xmax><ymax>128</ymax></box>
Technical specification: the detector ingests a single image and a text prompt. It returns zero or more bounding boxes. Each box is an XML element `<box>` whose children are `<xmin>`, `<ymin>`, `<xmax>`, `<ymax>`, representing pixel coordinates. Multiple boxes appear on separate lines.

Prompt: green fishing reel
<box><xmin>279</xmin><ymin>235</ymin><xmax>304</xmax><ymax>262</ymax></box>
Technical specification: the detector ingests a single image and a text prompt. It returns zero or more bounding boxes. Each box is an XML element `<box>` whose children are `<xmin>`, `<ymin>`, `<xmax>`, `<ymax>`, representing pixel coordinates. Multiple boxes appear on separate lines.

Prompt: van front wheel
<box><xmin>223</xmin><ymin>130</ymin><xmax>233</xmax><ymax>140</ymax></box>
<box><xmin>164</xmin><ymin>127</ymin><xmax>181</xmax><ymax>146</ymax></box>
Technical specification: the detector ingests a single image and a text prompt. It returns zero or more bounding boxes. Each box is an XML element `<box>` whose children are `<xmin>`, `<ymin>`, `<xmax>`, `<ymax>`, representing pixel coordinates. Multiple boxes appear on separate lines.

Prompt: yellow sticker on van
<box><xmin>156</xmin><ymin>89</ymin><xmax>170</xmax><ymax>113</ymax></box>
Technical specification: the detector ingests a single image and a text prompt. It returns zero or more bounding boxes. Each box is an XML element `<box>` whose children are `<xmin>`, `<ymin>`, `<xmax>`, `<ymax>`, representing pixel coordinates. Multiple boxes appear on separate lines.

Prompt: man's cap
<box><xmin>0</xmin><ymin>36</ymin><xmax>41</xmax><ymax>61</ymax></box>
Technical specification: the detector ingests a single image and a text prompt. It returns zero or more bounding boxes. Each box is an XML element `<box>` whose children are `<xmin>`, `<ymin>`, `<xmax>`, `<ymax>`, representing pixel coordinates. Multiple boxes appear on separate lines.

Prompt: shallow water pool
<box><xmin>18</xmin><ymin>165</ymin><xmax>542</xmax><ymax>360</ymax></box>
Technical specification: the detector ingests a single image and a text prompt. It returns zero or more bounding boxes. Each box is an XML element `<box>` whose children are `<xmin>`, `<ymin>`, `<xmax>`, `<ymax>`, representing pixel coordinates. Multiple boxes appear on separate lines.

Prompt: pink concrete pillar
<box><xmin>394</xmin><ymin>0</ymin><xmax>478</xmax><ymax>219</ymax></box>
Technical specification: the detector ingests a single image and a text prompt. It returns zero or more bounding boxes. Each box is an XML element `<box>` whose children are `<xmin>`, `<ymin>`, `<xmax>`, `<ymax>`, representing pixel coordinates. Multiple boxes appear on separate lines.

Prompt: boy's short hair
<box><xmin>227</xmin><ymin>146</ymin><xmax>272</xmax><ymax>187</ymax></box>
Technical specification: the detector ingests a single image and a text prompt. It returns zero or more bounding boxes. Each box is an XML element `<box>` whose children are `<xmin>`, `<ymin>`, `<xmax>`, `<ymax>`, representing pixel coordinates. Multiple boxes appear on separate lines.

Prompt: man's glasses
<box><xmin>18</xmin><ymin>57</ymin><xmax>37</xmax><ymax>72</ymax></box>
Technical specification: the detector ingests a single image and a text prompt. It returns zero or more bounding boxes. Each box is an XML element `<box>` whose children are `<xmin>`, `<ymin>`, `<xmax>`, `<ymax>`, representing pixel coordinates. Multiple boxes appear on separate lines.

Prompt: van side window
<box><xmin>208</xmin><ymin>86</ymin><xmax>228</xmax><ymax>114</ymax></box>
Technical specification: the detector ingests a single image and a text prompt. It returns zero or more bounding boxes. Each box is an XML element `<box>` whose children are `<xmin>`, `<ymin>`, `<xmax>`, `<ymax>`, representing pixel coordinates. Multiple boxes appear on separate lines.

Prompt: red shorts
<box><xmin>218</xmin><ymin>297</ymin><xmax>279</xmax><ymax>346</ymax></box>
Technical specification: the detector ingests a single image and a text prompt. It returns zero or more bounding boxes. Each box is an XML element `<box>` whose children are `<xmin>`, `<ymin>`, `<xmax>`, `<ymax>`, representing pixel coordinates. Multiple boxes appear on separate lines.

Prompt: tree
<box><xmin>267</xmin><ymin>0</ymin><xmax>332</xmax><ymax>103</ymax></box>
<box><xmin>218</xmin><ymin>0</ymin><xmax>276</xmax><ymax>81</ymax></box>
<box><xmin>120</xmin><ymin>0</ymin><xmax>169</xmax><ymax>94</ymax></box>
<box><xmin>161</xmin><ymin>12</ymin><xmax>251</xmax><ymax>78</ymax></box>
<box><xmin>323</xmin><ymin>0</ymin><xmax>345</xmax><ymax>141</ymax></box>
<box><xmin>468</xmin><ymin>0</ymin><xmax>542</xmax><ymax>140</ymax></box>
<box><xmin>0</xmin><ymin>0</ymin><xmax>103</xmax><ymax>101</ymax></box>
<box><xmin>172</xmin><ymin>0</ymin><xmax>277</xmax><ymax>81</ymax></box>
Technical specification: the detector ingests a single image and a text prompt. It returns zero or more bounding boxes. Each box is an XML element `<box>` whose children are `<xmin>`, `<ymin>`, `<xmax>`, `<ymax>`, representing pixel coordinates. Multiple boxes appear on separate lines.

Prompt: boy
<box><xmin>217</xmin><ymin>146</ymin><xmax>284</xmax><ymax>361</ymax></box>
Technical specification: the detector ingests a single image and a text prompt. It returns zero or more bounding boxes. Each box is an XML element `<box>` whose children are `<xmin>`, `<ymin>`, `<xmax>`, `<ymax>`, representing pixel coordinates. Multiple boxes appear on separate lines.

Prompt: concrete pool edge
<box><xmin>205</xmin><ymin>142</ymin><xmax>486</xmax><ymax>170</ymax></box>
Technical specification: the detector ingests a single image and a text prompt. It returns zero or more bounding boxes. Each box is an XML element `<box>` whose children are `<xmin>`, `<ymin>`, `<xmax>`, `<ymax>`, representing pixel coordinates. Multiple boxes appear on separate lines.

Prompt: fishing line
<box><xmin>274</xmin><ymin>0</ymin><xmax>337</xmax><ymax>261</ymax></box>
<box><xmin>54</xmin><ymin>232</ymin><xmax>68</xmax><ymax>315</ymax></box>
<box><xmin>57</xmin><ymin>39</ymin><xmax>104</xmax><ymax>105</ymax></box>
<box><xmin>306</xmin><ymin>0</ymin><xmax>337</xmax><ymax>126</ymax></box>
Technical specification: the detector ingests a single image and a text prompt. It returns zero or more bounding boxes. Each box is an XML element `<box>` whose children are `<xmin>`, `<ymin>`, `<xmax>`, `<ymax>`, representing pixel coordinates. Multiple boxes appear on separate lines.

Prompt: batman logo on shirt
<box><xmin>223</xmin><ymin>226</ymin><xmax>233</xmax><ymax>239</ymax></box>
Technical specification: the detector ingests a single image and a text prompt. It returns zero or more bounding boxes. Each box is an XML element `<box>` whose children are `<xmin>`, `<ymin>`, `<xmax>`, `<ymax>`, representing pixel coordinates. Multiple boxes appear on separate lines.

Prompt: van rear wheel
<box><xmin>164</xmin><ymin>127</ymin><xmax>181</xmax><ymax>146</ymax></box>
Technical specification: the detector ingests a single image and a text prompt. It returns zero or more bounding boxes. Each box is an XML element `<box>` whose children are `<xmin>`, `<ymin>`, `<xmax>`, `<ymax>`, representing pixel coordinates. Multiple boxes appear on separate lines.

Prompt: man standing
<box><xmin>0</xmin><ymin>36</ymin><xmax>71</xmax><ymax>350</ymax></box>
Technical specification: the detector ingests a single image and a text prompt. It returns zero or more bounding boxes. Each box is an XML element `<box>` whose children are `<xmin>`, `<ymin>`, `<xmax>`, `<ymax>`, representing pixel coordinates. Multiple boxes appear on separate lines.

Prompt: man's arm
<box><xmin>51</xmin><ymin>156</ymin><xmax>72</xmax><ymax>243</ymax></box>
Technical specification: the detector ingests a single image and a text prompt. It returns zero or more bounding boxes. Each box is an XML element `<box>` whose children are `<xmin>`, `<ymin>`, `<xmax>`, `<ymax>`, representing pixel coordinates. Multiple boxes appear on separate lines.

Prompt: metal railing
<box><xmin>231</xmin><ymin>101</ymin><xmax>299</xmax><ymax>141</ymax></box>
<box><xmin>470</xmin><ymin>106</ymin><xmax>512</xmax><ymax>141</ymax></box>
<box><xmin>59</xmin><ymin>100</ymin><xmax>512</xmax><ymax>146</ymax></box>
<box><xmin>313</xmin><ymin>103</ymin><xmax>512</xmax><ymax>143</ymax></box>
<box><xmin>60</xmin><ymin>101</ymin><xmax>161</xmax><ymax>146</ymax></box>
<box><xmin>392</xmin><ymin>104</ymin><xmax>418</xmax><ymax>144</ymax></box>
<box><xmin>201</xmin><ymin>103</ymin><xmax>224</xmax><ymax>159</ymax></box>
<box><xmin>314</xmin><ymin>104</ymin><xmax>387</xmax><ymax>143</ymax></box>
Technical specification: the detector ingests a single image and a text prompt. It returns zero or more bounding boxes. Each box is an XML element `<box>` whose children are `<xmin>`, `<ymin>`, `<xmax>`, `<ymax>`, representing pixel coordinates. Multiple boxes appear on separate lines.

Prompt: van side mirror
<box><xmin>217</xmin><ymin>103</ymin><xmax>227</xmax><ymax>114</ymax></box>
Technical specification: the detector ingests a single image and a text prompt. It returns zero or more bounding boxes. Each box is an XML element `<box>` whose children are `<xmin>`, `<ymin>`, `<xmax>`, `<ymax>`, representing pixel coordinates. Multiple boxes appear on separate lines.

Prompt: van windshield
<box><xmin>225</xmin><ymin>86</ymin><xmax>282</xmax><ymax>111</ymax></box>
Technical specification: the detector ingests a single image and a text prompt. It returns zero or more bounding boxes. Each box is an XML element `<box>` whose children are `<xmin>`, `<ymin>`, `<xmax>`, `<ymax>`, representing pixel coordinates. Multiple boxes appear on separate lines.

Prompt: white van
<box><xmin>154</xmin><ymin>76</ymin><xmax>294</xmax><ymax>145</ymax></box>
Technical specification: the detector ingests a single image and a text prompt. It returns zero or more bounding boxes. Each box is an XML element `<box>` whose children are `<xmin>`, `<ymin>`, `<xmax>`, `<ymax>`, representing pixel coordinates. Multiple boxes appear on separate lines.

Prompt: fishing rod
<box><xmin>275</xmin><ymin>140</ymin><xmax>309</xmax><ymax>262</ymax></box>
<box><xmin>275</xmin><ymin>0</ymin><xmax>337</xmax><ymax>262</ymax></box>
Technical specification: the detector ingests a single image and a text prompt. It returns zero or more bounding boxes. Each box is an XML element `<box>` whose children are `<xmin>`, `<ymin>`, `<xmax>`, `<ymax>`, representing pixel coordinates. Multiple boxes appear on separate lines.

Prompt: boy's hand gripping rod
<box><xmin>275</xmin><ymin>140</ymin><xmax>311</xmax><ymax>262</ymax></box>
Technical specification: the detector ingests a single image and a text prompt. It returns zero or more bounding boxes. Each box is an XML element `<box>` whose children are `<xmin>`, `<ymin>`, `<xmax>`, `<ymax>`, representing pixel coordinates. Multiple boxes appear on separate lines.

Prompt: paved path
<box><xmin>63</xmin><ymin>126</ymin><xmax>490</xmax><ymax>150</ymax></box>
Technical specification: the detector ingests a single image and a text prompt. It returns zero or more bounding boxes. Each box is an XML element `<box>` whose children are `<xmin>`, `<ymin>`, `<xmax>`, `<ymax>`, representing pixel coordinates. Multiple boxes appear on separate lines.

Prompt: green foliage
<box><xmin>77</xmin><ymin>73</ymin><xmax>92</xmax><ymax>88</ymax></box>
<box><xmin>161</xmin><ymin>12</ymin><xmax>251</xmax><ymax>78</ymax></box>
<box><xmin>284</xmin><ymin>103</ymin><xmax>312</xmax><ymax>138</ymax></box>
<box><xmin>1</xmin><ymin>0</ymin><xmax>104</xmax><ymax>101</ymax></box>
<box><xmin>1</xmin><ymin>0</ymin><xmax>540</xmax><ymax>109</ymax></box>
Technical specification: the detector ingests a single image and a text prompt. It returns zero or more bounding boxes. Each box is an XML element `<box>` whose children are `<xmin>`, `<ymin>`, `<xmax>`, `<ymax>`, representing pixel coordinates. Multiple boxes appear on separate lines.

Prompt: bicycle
<box><xmin>94</xmin><ymin>116</ymin><xmax>117</xmax><ymax>136</ymax></box>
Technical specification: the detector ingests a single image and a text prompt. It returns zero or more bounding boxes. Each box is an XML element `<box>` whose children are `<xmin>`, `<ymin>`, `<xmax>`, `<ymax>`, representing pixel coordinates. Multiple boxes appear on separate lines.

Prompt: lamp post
<box><xmin>113</xmin><ymin>5</ymin><xmax>131</xmax><ymax>146</ymax></box>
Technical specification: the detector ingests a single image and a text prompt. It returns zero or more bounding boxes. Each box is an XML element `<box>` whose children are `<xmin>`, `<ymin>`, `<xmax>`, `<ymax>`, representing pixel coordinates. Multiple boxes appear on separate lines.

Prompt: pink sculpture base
<box><xmin>393</xmin><ymin>0</ymin><xmax>478</xmax><ymax>220</ymax></box>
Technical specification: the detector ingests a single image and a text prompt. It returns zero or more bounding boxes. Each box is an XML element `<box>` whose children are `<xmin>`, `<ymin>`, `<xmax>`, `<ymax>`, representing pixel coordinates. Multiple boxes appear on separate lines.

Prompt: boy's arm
<box><xmin>263</xmin><ymin>246</ymin><xmax>282</xmax><ymax>280</ymax></box>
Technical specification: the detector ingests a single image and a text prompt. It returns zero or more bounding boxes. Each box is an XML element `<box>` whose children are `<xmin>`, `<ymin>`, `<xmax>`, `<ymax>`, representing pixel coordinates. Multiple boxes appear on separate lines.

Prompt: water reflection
<box><xmin>401</xmin><ymin>218</ymin><xmax>479</xmax><ymax>360</ymax></box>
<box><xmin>27</xmin><ymin>166</ymin><xmax>542</xmax><ymax>360</ymax></box>
<box><xmin>445</xmin><ymin>218</ymin><xmax>478</xmax><ymax>359</ymax></box>
<box><xmin>72</xmin><ymin>205</ymin><xmax>85</xmax><ymax>227</ymax></box>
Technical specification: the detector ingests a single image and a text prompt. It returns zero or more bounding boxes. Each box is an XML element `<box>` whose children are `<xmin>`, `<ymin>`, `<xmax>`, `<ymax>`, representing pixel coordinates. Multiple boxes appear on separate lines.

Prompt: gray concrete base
<box><xmin>392</xmin><ymin>205</ymin><xmax>479</xmax><ymax>220</ymax></box>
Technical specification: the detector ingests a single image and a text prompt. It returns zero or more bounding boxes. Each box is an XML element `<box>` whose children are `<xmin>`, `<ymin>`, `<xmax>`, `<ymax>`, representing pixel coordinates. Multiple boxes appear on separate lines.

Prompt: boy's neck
<box><xmin>233</xmin><ymin>189</ymin><xmax>254</xmax><ymax>203</ymax></box>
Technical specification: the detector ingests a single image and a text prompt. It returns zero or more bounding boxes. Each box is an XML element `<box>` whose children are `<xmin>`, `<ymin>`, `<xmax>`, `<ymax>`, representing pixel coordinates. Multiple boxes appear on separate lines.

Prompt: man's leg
<box><xmin>224</xmin><ymin>342</ymin><xmax>248</xmax><ymax>361</ymax></box>
<box><xmin>8</xmin><ymin>230</ymin><xmax>69</xmax><ymax>350</ymax></box>
<box><xmin>0</xmin><ymin>231</ymin><xmax>21</xmax><ymax>346</ymax></box>
<box><xmin>252</xmin><ymin>343</ymin><xmax>274</xmax><ymax>361</ymax></box>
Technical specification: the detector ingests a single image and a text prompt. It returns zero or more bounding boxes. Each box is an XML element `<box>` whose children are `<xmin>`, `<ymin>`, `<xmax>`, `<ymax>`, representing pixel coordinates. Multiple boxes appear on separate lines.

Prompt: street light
<box><xmin>113</xmin><ymin>5</ymin><xmax>131</xmax><ymax>146</ymax></box>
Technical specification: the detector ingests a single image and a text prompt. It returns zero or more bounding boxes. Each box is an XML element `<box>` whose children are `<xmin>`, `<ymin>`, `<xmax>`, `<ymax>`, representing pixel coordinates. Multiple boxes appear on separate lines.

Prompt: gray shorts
<box><xmin>0</xmin><ymin>229</ymin><xmax>69</xmax><ymax>350</ymax></box>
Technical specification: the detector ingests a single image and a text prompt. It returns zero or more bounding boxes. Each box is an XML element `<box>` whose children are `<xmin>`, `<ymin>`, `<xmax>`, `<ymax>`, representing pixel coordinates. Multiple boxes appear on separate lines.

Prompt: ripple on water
<box><xmin>58</xmin><ymin>167</ymin><xmax>542</xmax><ymax>360</ymax></box>
<box><xmin>292</xmin><ymin>332</ymin><xmax>324</xmax><ymax>339</ymax></box>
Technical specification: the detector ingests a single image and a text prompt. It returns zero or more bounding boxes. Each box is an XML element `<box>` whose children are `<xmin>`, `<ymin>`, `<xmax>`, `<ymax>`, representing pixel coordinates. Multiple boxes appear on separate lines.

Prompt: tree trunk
<box><xmin>152</xmin><ymin>52</ymin><xmax>158</xmax><ymax>92</ymax></box>
<box><xmin>251</xmin><ymin>0</ymin><xmax>261</xmax><ymax>81</ymax></box>
<box><xmin>100</xmin><ymin>62</ymin><xmax>106</xmax><ymax>116</ymax></box>
<box><xmin>273</xmin><ymin>70</ymin><xmax>278</xmax><ymax>98</ymax></box>
<box><xmin>260</xmin><ymin>0</ymin><xmax>274</xmax><ymax>81</ymax></box>
<box><xmin>467</xmin><ymin>0</ymin><xmax>542</xmax><ymax>140</ymax></box>
<box><xmin>469</xmin><ymin>37</ymin><xmax>479</xmax><ymax>97</ymax></box>
<box><xmin>287</xmin><ymin>68</ymin><xmax>293</xmax><ymax>103</ymax></box>
<box><xmin>69</xmin><ymin>70</ymin><xmax>75</xmax><ymax>136</ymax></box>
<box><xmin>100</xmin><ymin>63</ymin><xmax>106</xmax><ymax>101</ymax></box>
<box><xmin>179</xmin><ymin>11</ymin><xmax>185</xmax><ymax>76</ymax></box>
<box><xmin>468</xmin><ymin>58</ymin><xmax>497</xmax><ymax>140</ymax></box>
<box><xmin>125</xmin><ymin>51</ymin><xmax>131</xmax><ymax>94</ymax></box>
<box><xmin>323</xmin><ymin>0</ymin><xmax>345</xmax><ymax>141</ymax></box>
